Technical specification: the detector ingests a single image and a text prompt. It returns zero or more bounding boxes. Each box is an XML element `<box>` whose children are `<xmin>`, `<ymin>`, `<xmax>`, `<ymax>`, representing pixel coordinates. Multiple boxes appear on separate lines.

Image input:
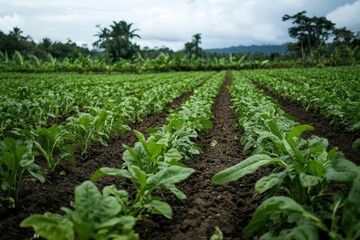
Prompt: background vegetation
<box><xmin>0</xmin><ymin>11</ymin><xmax>359</xmax><ymax>72</ymax></box>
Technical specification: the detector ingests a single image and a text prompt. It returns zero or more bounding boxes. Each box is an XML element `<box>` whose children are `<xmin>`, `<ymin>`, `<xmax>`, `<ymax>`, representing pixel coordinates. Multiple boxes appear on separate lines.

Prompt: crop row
<box><xmin>0</xmin><ymin>72</ymin><xmax>213</xmax><ymax>137</ymax></box>
<box><xmin>20</xmin><ymin>71</ymin><xmax>225</xmax><ymax>239</ymax></box>
<box><xmin>0</xmin><ymin>72</ymin><xmax>212</xmax><ymax>207</ymax></box>
<box><xmin>243</xmin><ymin>67</ymin><xmax>360</xmax><ymax>132</ymax></box>
<box><xmin>212</xmin><ymin>72</ymin><xmax>360</xmax><ymax>239</ymax></box>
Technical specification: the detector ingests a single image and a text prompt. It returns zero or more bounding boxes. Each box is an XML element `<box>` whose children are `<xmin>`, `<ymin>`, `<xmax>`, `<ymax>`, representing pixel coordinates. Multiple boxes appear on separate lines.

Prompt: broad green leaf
<box><xmin>91</xmin><ymin>167</ymin><xmax>132</xmax><ymax>181</ymax></box>
<box><xmin>212</xmin><ymin>154</ymin><xmax>281</xmax><ymax>185</ymax></box>
<box><xmin>28</xmin><ymin>166</ymin><xmax>45</xmax><ymax>183</ymax></box>
<box><xmin>130</xmin><ymin>166</ymin><xmax>147</xmax><ymax>190</ymax></box>
<box><xmin>210</xmin><ymin>226</ymin><xmax>223</xmax><ymax>240</ymax></box>
<box><xmin>3</xmin><ymin>137</ymin><xmax>16</xmax><ymax>151</ymax></box>
<box><xmin>299</xmin><ymin>172</ymin><xmax>322</xmax><ymax>188</ymax></box>
<box><xmin>123</xmin><ymin>143</ymin><xmax>148</xmax><ymax>166</ymax></box>
<box><xmin>343</xmin><ymin>175</ymin><xmax>360</xmax><ymax>239</ymax></box>
<box><xmin>199</xmin><ymin>118</ymin><xmax>213</xmax><ymax>130</ymax></box>
<box><xmin>20</xmin><ymin>212</ymin><xmax>74</xmax><ymax>240</ymax></box>
<box><xmin>134</xmin><ymin>130</ymin><xmax>147</xmax><ymax>148</ymax></box>
<box><xmin>287</xmin><ymin>125</ymin><xmax>314</xmax><ymax>139</ymax></box>
<box><xmin>164</xmin><ymin>184</ymin><xmax>187</xmax><ymax>201</ymax></box>
<box><xmin>255</xmin><ymin>171</ymin><xmax>287</xmax><ymax>194</ymax></box>
<box><xmin>306</xmin><ymin>161</ymin><xmax>326</xmax><ymax>177</ymax></box>
<box><xmin>325</xmin><ymin>152</ymin><xmax>359</xmax><ymax>182</ymax></box>
<box><xmin>70</xmin><ymin>181</ymin><xmax>122</xmax><ymax>237</ymax></box>
<box><xmin>244</xmin><ymin>196</ymin><xmax>313</xmax><ymax>237</ymax></box>
<box><xmin>164</xmin><ymin>148</ymin><xmax>182</xmax><ymax>163</ymax></box>
<box><xmin>96</xmin><ymin>217</ymin><xmax>123</xmax><ymax>229</ymax></box>
<box><xmin>267</xmin><ymin>120</ymin><xmax>283</xmax><ymax>139</ymax></box>
<box><xmin>147</xmin><ymin>141</ymin><xmax>163</xmax><ymax>161</ymax></box>
<box><xmin>147</xmin><ymin>166</ymin><xmax>195</xmax><ymax>190</ymax></box>
<box><xmin>352</xmin><ymin>138</ymin><xmax>360</xmax><ymax>150</ymax></box>
<box><xmin>117</xmin><ymin>215</ymin><xmax>137</xmax><ymax>233</ymax></box>
<box><xmin>74</xmin><ymin>181</ymin><xmax>102</xmax><ymax>218</ymax></box>
<box><xmin>260</xmin><ymin>222</ymin><xmax>318</xmax><ymax>240</ymax></box>
<box><xmin>146</xmin><ymin>199</ymin><xmax>172</xmax><ymax>219</ymax></box>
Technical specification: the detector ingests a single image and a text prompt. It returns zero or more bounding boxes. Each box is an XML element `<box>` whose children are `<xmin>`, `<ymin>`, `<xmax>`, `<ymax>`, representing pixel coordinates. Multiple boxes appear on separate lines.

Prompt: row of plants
<box><xmin>1</xmin><ymin>49</ymin><xmax>308</xmax><ymax>73</ymax></box>
<box><xmin>0</xmin><ymin>71</ymin><xmax>213</xmax><ymax>137</ymax></box>
<box><xmin>0</xmin><ymin>72</ymin><xmax>211</xmax><ymax>207</ymax></box>
<box><xmin>212</xmin><ymin>72</ymin><xmax>360</xmax><ymax>239</ymax></box>
<box><xmin>19</xmin><ymin>72</ymin><xmax>225</xmax><ymax>239</ymax></box>
<box><xmin>243</xmin><ymin>67</ymin><xmax>360</xmax><ymax>132</ymax></box>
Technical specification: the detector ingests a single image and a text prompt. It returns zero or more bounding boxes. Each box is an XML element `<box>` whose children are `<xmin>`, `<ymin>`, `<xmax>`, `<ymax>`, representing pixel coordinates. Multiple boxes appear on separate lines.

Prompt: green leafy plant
<box><xmin>217</xmin><ymin>71</ymin><xmax>360</xmax><ymax>239</ymax></box>
<box><xmin>243</xmin><ymin>154</ymin><xmax>360</xmax><ymax>239</ymax></box>
<box><xmin>21</xmin><ymin>180</ymin><xmax>139</xmax><ymax>240</ymax></box>
<box><xmin>122</xmin><ymin>130</ymin><xmax>165</xmax><ymax>174</ymax></box>
<box><xmin>31</xmin><ymin>124</ymin><xmax>75</xmax><ymax>173</ymax></box>
<box><xmin>91</xmin><ymin>164</ymin><xmax>195</xmax><ymax>219</ymax></box>
<box><xmin>0</xmin><ymin>137</ymin><xmax>44</xmax><ymax>203</ymax></box>
<box><xmin>148</xmin><ymin>123</ymin><xmax>201</xmax><ymax>160</ymax></box>
<box><xmin>213</xmin><ymin>124</ymin><xmax>337</xmax><ymax>206</ymax></box>
<box><xmin>66</xmin><ymin>108</ymin><xmax>114</xmax><ymax>157</ymax></box>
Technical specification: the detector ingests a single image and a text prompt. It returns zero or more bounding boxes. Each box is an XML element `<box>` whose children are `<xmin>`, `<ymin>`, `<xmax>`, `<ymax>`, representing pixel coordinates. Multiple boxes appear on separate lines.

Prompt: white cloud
<box><xmin>327</xmin><ymin>0</ymin><xmax>360</xmax><ymax>31</ymax></box>
<box><xmin>0</xmin><ymin>13</ymin><xmax>24</xmax><ymax>33</ymax></box>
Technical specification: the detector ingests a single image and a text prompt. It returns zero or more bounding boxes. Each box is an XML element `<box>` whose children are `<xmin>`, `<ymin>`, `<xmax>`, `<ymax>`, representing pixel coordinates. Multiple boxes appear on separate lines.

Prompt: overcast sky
<box><xmin>0</xmin><ymin>0</ymin><xmax>359</xmax><ymax>50</ymax></box>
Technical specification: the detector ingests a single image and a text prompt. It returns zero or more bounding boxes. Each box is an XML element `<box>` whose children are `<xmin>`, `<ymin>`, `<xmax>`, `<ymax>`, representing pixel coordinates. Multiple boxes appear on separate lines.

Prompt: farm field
<box><xmin>0</xmin><ymin>67</ymin><xmax>360</xmax><ymax>239</ymax></box>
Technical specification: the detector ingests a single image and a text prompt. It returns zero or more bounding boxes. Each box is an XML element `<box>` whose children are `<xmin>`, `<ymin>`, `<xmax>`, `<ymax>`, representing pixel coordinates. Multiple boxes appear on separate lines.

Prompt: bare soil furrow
<box><xmin>136</xmin><ymin>72</ymin><xmax>266</xmax><ymax>239</ymax></box>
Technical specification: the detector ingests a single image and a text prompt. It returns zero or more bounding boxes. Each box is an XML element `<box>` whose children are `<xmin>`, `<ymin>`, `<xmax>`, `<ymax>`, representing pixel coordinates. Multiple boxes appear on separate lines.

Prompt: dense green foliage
<box><xmin>213</xmin><ymin>71</ymin><xmax>360</xmax><ymax>239</ymax></box>
<box><xmin>0</xmin><ymin>66</ymin><xmax>358</xmax><ymax>238</ymax></box>
<box><xmin>0</xmin><ymin>71</ymin><xmax>210</xmax><ymax>204</ymax></box>
<box><xmin>1</xmin><ymin>11</ymin><xmax>359</xmax><ymax>73</ymax></box>
<box><xmin>244</xmin><ymin>67</ymin><xmax>360</xmax><ymax>131</ymax></box>
<box><xmin>20</xmin><ymin>72</ymin><xmax>225</xmax><ymax>239</ymax></box>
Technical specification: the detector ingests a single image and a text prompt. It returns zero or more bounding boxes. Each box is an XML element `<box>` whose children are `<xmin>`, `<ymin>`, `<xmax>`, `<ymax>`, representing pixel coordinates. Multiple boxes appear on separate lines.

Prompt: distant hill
<box><xmin>205</xmin><ymin>44</ymin><xmax>288</xmax><ymax>54</ymax></box>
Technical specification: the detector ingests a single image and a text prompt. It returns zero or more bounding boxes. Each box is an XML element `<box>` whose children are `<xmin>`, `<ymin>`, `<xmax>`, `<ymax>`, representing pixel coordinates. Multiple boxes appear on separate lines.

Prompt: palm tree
<box><xmin>184</xmin><ymin>33</ymin><xmax>203</xmax><ymax>58</ymax></box>
<box><xmin>93</xmin><ymin>21</ymin><xmax>141</xmax><ymax>61</ymax></box>
<box><xmin>9</xmin><ymin>27</ymin><xmax>29</xmax><ymax>41</ymax></box>
<box><xmin>41</xmin><ymin>37</ymin><xmax>52</xmax><ymax>51</ymax></box>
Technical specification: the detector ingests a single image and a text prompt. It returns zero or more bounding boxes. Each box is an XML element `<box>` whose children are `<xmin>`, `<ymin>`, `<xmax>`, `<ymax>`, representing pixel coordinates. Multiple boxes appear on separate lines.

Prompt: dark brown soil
<box><xmin>135</xmin><ymin>72</ymin><xmax>267</xmax><ymax>239</ymax></box>
<box><xmin>0</xmin><ymin>90</ymin><xmax>191</xmax><ymax>240</ymax></box>
<box><xmin>253</xmin><ymin>82</ymin><xmax>360</xmax><ymax>164</ymax></box>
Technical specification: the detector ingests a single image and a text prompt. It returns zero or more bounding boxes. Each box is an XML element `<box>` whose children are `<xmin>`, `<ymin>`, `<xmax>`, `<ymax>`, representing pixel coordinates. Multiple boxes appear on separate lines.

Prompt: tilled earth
<box><xmin>0</xmin><ymin>72</ymin><xmax>359</xmax><ymax>240</ymax></box>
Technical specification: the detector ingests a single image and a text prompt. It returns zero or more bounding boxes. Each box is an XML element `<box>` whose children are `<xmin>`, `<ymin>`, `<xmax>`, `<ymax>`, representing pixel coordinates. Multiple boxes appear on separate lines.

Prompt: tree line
<box><xmin>0</xmin><ymin>11</ymin><xmax>359</xmax><ymax>69</ymax></box>
<box><xmin>282</xmin><ymin>11</ymin><xmax>359</xmax><ymax>65</ymax></box>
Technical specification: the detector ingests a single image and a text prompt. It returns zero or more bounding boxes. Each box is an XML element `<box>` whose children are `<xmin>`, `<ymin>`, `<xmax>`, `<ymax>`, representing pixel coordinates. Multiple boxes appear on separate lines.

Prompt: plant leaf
<box><xmin>20</xmin><ymin>212</ymin><xmax>74</xmax><ymax>240</ymax></box>
<box><xmin>325</xmin><ymin>152</ymin><xmax>359</xmax><ymax>183</ymax></box>
<box><xmin>210</xmin><ymin>226</ymin><xmax>223</xmax><ymax>240</ymax></box>
<box><xmin>146</xmin><ymin>199</ymin><xmax>172</xmax><ymax>219</ymax></box>
<box><xmin>299</xmin><ymin>172</ymin><xmax>322</xmax><ymax>188</ymax></box>
<box><xmin>212</xmin><ymin>154</ymin><xmax>281</xmax><ymax>185</ymax></box>
<box><xmin>287</xmin><ymin>125</ymin><xmax>314</xmax><ymax>139</ymax></box>
<box><xmin>259</xmin><ymin>222</ymin><xmax>318</xmax><ymax>240</ymax></box>
<box><xmin>147</xmin><ymin>166</ymin><xmax>195</xmax><ymax>190</ymax></box>
<box><xmin>244</xmin><ymin>196</ymin><xmax>313</xmax><ymax>237</ymax></box>
<box><xmin>91</xmin><ymin>167</ymin><xmax>132</xmax><ymax>181</ymax></box>
<box><xmin>255</xmin><ymin>171</ymin><xmax>287</xmax><ymax>194</ymax></box>
<box><xmin>352</xmin><ymin>138</ymin><xmax>360</xmax><ymax>150</ymax></box>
